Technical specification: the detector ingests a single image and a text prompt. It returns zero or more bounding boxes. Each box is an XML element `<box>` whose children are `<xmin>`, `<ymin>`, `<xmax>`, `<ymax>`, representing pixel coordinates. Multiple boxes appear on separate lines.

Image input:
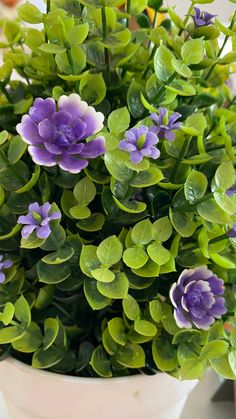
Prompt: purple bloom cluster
<box><xmin>17</xmin><ymin>94</ymin><xmax>105</xmax><ymax>174</ymax></box>
<box><xmin>170</xmin><ymin>266</ymin><xmax>226</xmax><ymax>330</ymax></box>
<box><xmin>119</xmin><ymin>126</ymin><xmax>160</xmax><ymax>164</ymax></box>
<box><xmin>191</xmin><ymin>7</ymin><xmax>216</xmax><ymax>28</ymax></box>
<box><xmin>150</xmin><ymin>108</ymin><xmax>181</xmax><ymax>141</ymax></box>
<box><xmin>17</xmin><ymin>202</ymin><xmax>61</xmax><ymax>240</ymax></box>
<box><xmin>0</xmin><ymin>256</ymin><xmax>12</xmax><ymax>284</ymax></box>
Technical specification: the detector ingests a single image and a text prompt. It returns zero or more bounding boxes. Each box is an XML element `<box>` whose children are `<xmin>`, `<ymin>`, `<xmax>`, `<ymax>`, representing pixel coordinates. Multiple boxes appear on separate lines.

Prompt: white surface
<box><xmin>0</xmin><ymin>370</ymin><xmax>234</xmax><ymax>419</ymax></box>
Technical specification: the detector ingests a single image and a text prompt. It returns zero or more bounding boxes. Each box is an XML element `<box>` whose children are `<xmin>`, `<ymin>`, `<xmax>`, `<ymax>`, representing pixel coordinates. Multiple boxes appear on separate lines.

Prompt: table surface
<box><xmin>0</xmin><ymin>370</ymin><xmax>234</xmax><ymax>419</ymax></box>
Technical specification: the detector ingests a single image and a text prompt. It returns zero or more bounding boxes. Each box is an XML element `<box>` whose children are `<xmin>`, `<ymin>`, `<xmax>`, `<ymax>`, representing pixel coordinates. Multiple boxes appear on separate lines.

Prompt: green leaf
<box><xmin>149</xmin><ymin>300</ymin><xmax>162</xmax><ymax>322</ymax></box>
<box><xmin>41</xmin><ymin>224</ymin><xmax>66</xmax><ymax>252</ymax></box>
<box><xmin>32</xmin><ymin>346</ymin><xmax>64</xmax><ymax>369</ymax></box>
<box><xmin>201</xmin><ymin>340</ymin><xmax>229</xmax><ymax>360</ymax></box>
<box><xmin>0</xmin><ymin>131</ymin><xmax>8</xmax><ymax>146</ymax></box>
<box><xmin>18</xmin><ymin>2</ymin><xmax>42</xmax><ymax>23</ymax></box>
<box><xmin>154</xmin><ymin>44</ymin><xmax>175</xmax><ymax>83</ymax></box>
<box><xmin>15</xmin><ymin>165</ymin><xmax>40</xmax><ymax>194</ymax></box>
<box><xmin>108</xmin><ymin>317</ymin><xmax>126</xmax><ymax>345</ymax></box>
<box><xmin>37</xmin><ymin>260</ymin><xmax>71</xmax><ymax>284</ymax></box>
<box><xmin>130</xmin><ymin>0</ymin><xmax>148</xmax><ymax>15</ymax></box>
<box><xmin>210</xmin><ymin>355</ymin><xmax>236</xmax><ymax>379</ymax></box>
<box><xmin>0</xmin><ymin>303</ymin><xmax>14</xmax><ymax>326</ymax></box>
<box><xmin>172</xmin><ymin>58</ymin><xmax>192</xmax><ymax>78</ymax></box>
<box><xmin>147</xmin><ymin>242</ymin><xmax>170</xmax><ymax>265</ymax></box>
<box><xmin>134</xmin><ymin>320</ymin><xmax>157</xmax><ymax>337</ymax></box>
<box><xmin>67</xmin><ymin>23</ymin><xmax>89</xmax><ymax>46</ymax></box>
<box><xmin>0</xmin><ymin>326</ymin><xmax>25</xmax><ymax>344</ymax></box>
<box><xmin>214</xmin><ymin>161</ymin><xmax>235</xmax><ymax>190</ymax></box>
<box><xmin>79</xmin><ymin>73</ymin><xmax>106</xmax><ymax>106</ymax></box>
<box><xmin>8</xmin><ymin>136</ymin><xmax>27</xmax><ymax>165</ymax></box>
<box><xmin>180</xmin><ymin>359</ymin><xmax>206</xmax><ymax>380</ymax></box>
<box><xmin>210</xmin><ymin>252</ymin><xmax>235</xmax><ymax>269</ymax></box>
<box><xmin>90</xmin><ymin>345</ymin><xmax>112</xmax><ymax>378</ymax></box>
<box><xmin>38</xmin><ymin>44</ymin><xmax>66</xmax><ymax>54</ymax></box>
<box><xmin>228</xmin><ymin>350</ymin><xmax>236</xmax><ymax>375</ymax></box>
<box><xmin>69</xmin><ymin>205</ymin><xmax>91</xmax><ymax>219</ymax></box>
<box><xmin>14</xmin><ymin>295</ymin><xmax>31</xmax><ymax>327</ymax></box>
<box><xmin>115</xmin><ymin>343</ymin><xmax>145</xmax><ymax>368</ymax></box>
<box><xmin>104</xmin><ymin>150</ymin><xmax>133</xmax><ymax>182</ymax></box>
<box><xmin>97</xmin><ymin>272</ymin><xmax>129</xmax><ymax>299</ymax></box>
<box><xmin>42</xmin><ymin>246</ymin><xmax>74</xmax><ymax>265</ymax></box>
<box><xmin>43</xmin><ymin>318</ymin><xmax>59</xmax><ymax>350</ymax></box>
<box><xmin>113</xmin><ymin>197</ymin><xmax>147</xmax><ymax>214</ymax></box>
<box><xmin>197</xmin><ymin>199</ymin><xmax>232</xmax><ymax>224</ymax></box>
<box><xmin>184</xmin><ymin>170</ymin><xmax>208</xmax><ymax>203</ymax></box>
<box><xmin>130</xmin><ymin>166</ymin><xmax>164</xmax><ymax>187</ymax></box>
<box><xmin>84</xmin><ymin>278</ymin><xmax>111</xmax><ymax>310</ymax></box>
<box><xmin>152</xmin><ymin>336</ymin><xmax>178</xmax><ymax>371</ymax></box>
<box><xmin>166</xmin><ymin>81</ymin><xmax>196</xmax><ymax>97</ymax></box>
<box><xmin>21</xmin><ymin>231</ymin><xmax>45</xmax><ymax>249</ymax></box>
<box><xmin>91</xmin><ymin>267</ymin><xmax>115</xmax><ymax>283</ymax></box>
<box><xmin>122</xmin><ymin>295</ymin><xmax>140</xmax><ymax>321</ymax></box>
<box><xmin>99</xmin><ymin>29</ymin><xmax>131</xmax><ymax>48</ymax></box>
<box><xmin>102</xmin><ymin>328</ymin><xmax>119</xmax><ymax>356</ymax></box>
<box><xmin>123</xmin><ymin>246</ymin><xmax>148</xmax><ymax>269</ymax></box>
<box><xmin>76</xmin><ymin>213</ymin><xmax>105</xmax><ymax>232</ymax></box>
<box><xmin>96</xmin><ymin>235</ymin><xmax>123</xmax><ymax>267</ymax></box>
<box><xmin>213</xmin><ymin>192</ymin><xmax>236</xmax><ymax>215</ymax></box>
<box><xmin>80</xmin><ymin>245</ymin><xmax>100</xmax><ymax>277</ymax></box>
<box><xmin>170</xmin><ymin>209</ymin><xmax>198</xmax><ymax>237</ymax></box>
<box><xmin>0</xmin><ymin>224</ymin><xmax>21</xmax><ymax>241</ymax></box>
<box><xmin>131</xmin><ymin>219</ymin><xmax>154</xmax><ymax>245</ymax></box>
<box><xmin>73</xmin><ymin>177</ymin><xmax>96</xmax><ymax>206</ymax></box>
<box><xmin>127</xmin><ymin>80</ymin><xmax>146</xmax><ymax>119</ymax></box>
<box><xmin>132</xmin><ymin>259</ymin><xmax>160</xmax><ymax>278</ymax></box>
<box><xmin>108</xmin><ymin>107</ymin><xmax>130</xmax><ymax>134</ymax></box>
<box><xmin>12</xmin><ymin>322</ymin><xmax>42</xmax><ymax>353</ymax></box>
<box><xmin>153</xmin><ymin>217</ymin><xmax>172</xmax><ymax>242</ymax></box>
<box><xmin>181</xmin><ymin>38</ymin><xmax>204</xmax><ymax>65</ymax></box>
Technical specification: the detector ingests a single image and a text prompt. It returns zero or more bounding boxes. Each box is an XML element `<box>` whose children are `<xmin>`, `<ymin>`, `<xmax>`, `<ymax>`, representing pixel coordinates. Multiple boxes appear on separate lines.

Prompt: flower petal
<box><xmin>130</xmin><ymin>150</ymin><xmax>143</xmax><ymax>164</ymax></box>
<box><xmin>0</xmin><ymin>272</ymin><xmax>5</xmax><ymax>283</ymax></box>
<box><xmin>82</xmin><ymin>108</ymin><xmax>104</xmax><ymax>136</ymax></box>
<box><xmin>21</xmin><ymin>225</ymin><xmax>36</xmax><ymax>239</ymax></box>
<box><xmin>38</xmin><ymin>119</ymin><xmax>54</xmax><ymax>140</ymax></box>
<box><xmin>174</xmin><ymin>307</ymin><xmax>192</xmax><ymax>329</ymax></box>
<box><xmin>80</xmin><ymin>137</ymin><xmax>105</xmax><ymax>158</ymax></box>
<box><xmin>58</xmin><ymin>93</ymin><xmax>88</xmax><ymax>118</ymax></box>
<box><xmin>59</xmin><ymin>155</ymin><xmax>88</xmax><ymax>174</ymax></box>
<box><xmin>28</xmin><ymin>146</ymin><xmax>57</xmax><ymax>167</ymax></box>
<box><xmin>17</xmin><ymin>116</ymin><xmax>42</xmax><ymax>145</ymax></box>
<box><xmin>36</xmin><ymin>225</ymin><xmax>51</xmax><ymax>239</ymax></box>
<box><xmin>29</xmin><ymin>98</ymin><xmax>56</xmax><ymax>123</ymax></box>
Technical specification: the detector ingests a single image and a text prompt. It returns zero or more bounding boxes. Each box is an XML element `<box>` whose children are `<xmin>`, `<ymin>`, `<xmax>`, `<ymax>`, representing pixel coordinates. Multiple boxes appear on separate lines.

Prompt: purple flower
<box><xmin>119</xmin><ymin>125</ymin><xmax>160</xmax><ymax>164</ymax></box>
<box><xmin>227</xmin><ymin>224</ymin><xmax>236</xmax><ymax>238</ymax></box>
<box><xmin>0</xmin><ymin>256</ymin><xmax>13</xmax><ymax>284</ymax></box>
<box><xmin>191</xmin><ymin>7</ymin><xmax>216</xmax><ymax>28</ymax></box>
<box><xmin>226</xmin><ymin>181</ymin><xmax>236</xmax><ymax>197</ymax></box>
<box><xmin>170</xmin><ymin>266</ymin><xmax>226</xmax><ymax>330</ymax></box>
<box><xmin>17</xmin><ymin>202</ymin><xmax>61</xmax><ymax>240</ymax></box>
<box><xmin>16</xmin><ymin>94</ymin><xmax>106</xmax><ymax>174</ymax></box>
<box><xmin>150</xmin><ymin>108</ymin><xmax>181</xmax><ymax>141</ymax></box>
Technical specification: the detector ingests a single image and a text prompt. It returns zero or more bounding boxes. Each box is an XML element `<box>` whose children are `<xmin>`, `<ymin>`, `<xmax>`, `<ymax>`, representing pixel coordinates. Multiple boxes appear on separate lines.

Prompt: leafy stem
<box><xmin>169</xmin><ymin>137</ymin><xmax>191</xmax><ymax>182</ymax></box>
<box><xmin>0</xmin><ymin>83</ymin><xmax>12</xmax><ymax>103</ymax></box>
<box><xmin>152</xmin><ymin>71</ymin><xmax>177</xmax><ymax>104</ymax></box>
<box><xmin>205</xmin><ymin>10</ymin><xmax>236</xmax><ymax>80</ymax></box>
<box><xmin>66</xmin><ymin>49</ymin><xmax>75</xmax><ymax>75</ymax></box>
<box><xmin>101</xmin><ymin>6</ymin><xmax>110</xmax><ymax>85</ymax></box>
<box><xmin>178</xmin><ymin>1</ymin><xmax>194</xmax><ymax>36</ymax></box>
<box><xmin>126</xmin><ymin>0</ymin><xmax>131</xmax><ymax>28</ymax></box>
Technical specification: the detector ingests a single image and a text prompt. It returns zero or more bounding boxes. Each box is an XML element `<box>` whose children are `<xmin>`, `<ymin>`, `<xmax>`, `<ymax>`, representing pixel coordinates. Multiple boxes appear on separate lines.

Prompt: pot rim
<box><xmin>2</xmin><ymin>356</ymin><xmax>166</xmax><ymax>384</ymax></box>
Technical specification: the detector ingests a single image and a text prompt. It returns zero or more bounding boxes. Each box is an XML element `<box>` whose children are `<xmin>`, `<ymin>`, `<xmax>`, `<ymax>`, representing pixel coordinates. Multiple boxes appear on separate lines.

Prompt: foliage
<box><xmin>0</xmin><ymin>0</ymin><xmax>235</xmax><ymax>381</ymax></box>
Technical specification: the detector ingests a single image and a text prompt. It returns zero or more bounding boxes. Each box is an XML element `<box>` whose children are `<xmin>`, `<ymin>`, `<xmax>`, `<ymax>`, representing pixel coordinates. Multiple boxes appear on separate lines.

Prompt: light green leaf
<box><xmin>147</xmin><ymin>242</ymin><xmax>170</xmax><ymax>265</ymax></box>
<box><xmin>90</xmin><ymin>345</ymin><xmax>112</xmax><ymax>378</ymax></box>
<box><xmin>123</xmin><ymin>295</ymin><xmax>140</xmax><ymax>321</ymax></box>
<box><xmin>73</xmin><ymin>177</ymin><xmax>96</xmax><ymax>206</ymax></box>
<box><xmin>123</xmin><ymin>246</ymin><xmax>148</xmax><ymax>269</ymax></box>
<box><xmin>91</xmin><ymin>267</ymin><xmax>115</xmax><ymax>283</ymax></box>
<box><xmin>32</xmin><ymin>346</ymin><xmax>64</xmax><ymax>369</ymax></box>
<box><xmin>18</xmin><ymin>2</ymin><xmax>42</xmax><ymax>23</ymax></box>
<box><xmin>14</xmin><ymin>295</ymin><xmax>31</xmax><ymax>327</ymax></box>
<box><xmin>108</xmin><ymin>317</ymin><xmax>126</xmax><ymax>345</ymax></box>
<box><xmin>134</xmin><ymin>320</ymin><xmax>157</xmax><ymax>337</ymax></box>
<box><xmin>108</xmin><ymin>107</ymin><xmax>130</xmax><ymax>134</ymax></box>
<box><xmin>115</xmin><ymin>343</ymin><xmax>145</xmax><ymax>368</ymax></box>
<box><xmin>153</xmin><ymin>217</ymin><xmax>173</xmax><ymax>242</ymax></box>
<box><xmin>12</xmin><ymin>322</ymin><xmax>42</xmax><ymax>353</ymax></box>
<box><xmin>96</xmin><ymin>235</ymin><xmax>123</xmax><ymax>267</ymax></box>
<box><xmin>84</xmin><ymin>278</ymin><xmax>111</xmax><ymax>310</ymax></box>
<box><xmin>80</xmin><ymin>245</ymin><xmax>100</xmax><ymax>277</ymax></box>
<box><xmin>43</xmin><ymin>318</ymin><xmax>59</xmax><ymax>350</ymax></box>
<box><xmin>154</xmin><ymin>44</ymin><xmax>175</xmax><ymax>83</ymax></box>
<box><xmin>131</xmin><ymin>219</ymin><xmax>154</xmax><ymax>245</ymax></box>
<box><xmin>184</xmin><ymin>170</ymin><xmax>208</xmax><ymax>203</ymax></box>
<box><xmin>37</xmin><ymin>260</ymin><xmax>71</xmax><ymax>284</ymax></box>
<box><xmin>97</xmin><ymin>272</ymin><xmax>129</xmax><ymax>299</ymax></box>
<box><xmin>181</xmin><ymin>38</ymin><xmax>204</xmax><ymax>64</ymax></box>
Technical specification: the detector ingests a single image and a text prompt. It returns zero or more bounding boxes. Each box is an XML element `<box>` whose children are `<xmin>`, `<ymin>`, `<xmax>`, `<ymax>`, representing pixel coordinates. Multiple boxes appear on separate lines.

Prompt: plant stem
<box><xmin>187</xmin><ymin>234</ymin><xmax>227</xmax><ymax>252</ymax></box>
<box><xmin>101</xmin><ymin>6</ymin><xmax>110</xmax><ymax>85</ymax></box>
<box><xmin>169</xmin><ymin>137</ymin><xmax>191</xmax><ymax>182</ymax></box>
<box><xmin>0</xmin><ymin>84</ymin><xmax>12</xmax><ymax>103</ymax></box>
<box><xmin>45</xmin><ymin>0</ymin><xmax>50</xmax><ymax>43</ymax></box>
<box><xmin>66</xmin><ymin>49</ymin><xmax>75</xmax><ymax>75</ymax></box>
<box><xmin>178</xmin><ymin>1</ymin><xmax>194</xmax><ymax>36</ymax></box>
<box><xmin>148</xmin><ymin>10</ymin><xmax>158</xmax><ymax>49</ymax></box>
<box><xmin>126</xmin><ymin>0</ymin><xmax>131</xmax><ymax>28</ymax></box>
<box><xmin>205</xmin><ymin>10</ymin><xmax>236</xmax><ymax>81</ymax></box>
<box><xmin>152</xmin><ymin>71</ymin><xmax>177</xmax><ymax>104</ymax></box>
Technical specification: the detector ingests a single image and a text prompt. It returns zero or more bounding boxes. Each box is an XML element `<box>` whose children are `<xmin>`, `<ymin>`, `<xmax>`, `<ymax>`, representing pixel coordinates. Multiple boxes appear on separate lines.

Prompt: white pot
<box><xmin>0</xmin><ymin>357</ymin><xmax>198</xmax><ymax>419</ymax></box>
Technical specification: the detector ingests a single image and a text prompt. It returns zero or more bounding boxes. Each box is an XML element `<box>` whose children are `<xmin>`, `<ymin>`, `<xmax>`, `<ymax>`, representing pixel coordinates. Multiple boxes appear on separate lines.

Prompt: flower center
<box><xmin>137</xmin><ymin>134</ymin><xmax>146</xmax><ymax>150</ymax></box>
<box><xmin>54</xmin><ymin>125</ymin><xmax>75</xmax><ymax>148</ymax></box>
<box><xmin>186</xmin><ymin>289</ymin><xmax>202</xmax><ymax>306</ymax></box>
<box><xmin>32</xmin><ymin>211</ymin><xmax>42</xmax><ymax>225</ymax></box>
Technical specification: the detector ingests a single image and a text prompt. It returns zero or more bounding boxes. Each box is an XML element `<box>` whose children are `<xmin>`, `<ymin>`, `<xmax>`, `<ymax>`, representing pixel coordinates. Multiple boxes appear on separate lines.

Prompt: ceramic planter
<box><xmin>0</xmin><ymin>357</ymin><xmax>197</xmax><ymax>419</ymax></box>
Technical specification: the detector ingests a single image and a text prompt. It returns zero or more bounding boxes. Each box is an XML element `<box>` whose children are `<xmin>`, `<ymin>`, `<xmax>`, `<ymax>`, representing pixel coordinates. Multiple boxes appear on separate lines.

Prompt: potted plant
<box><xmin>0</xmin><ymin>0</ymin><xmax>236</xmax><ymax>417</ymax></box>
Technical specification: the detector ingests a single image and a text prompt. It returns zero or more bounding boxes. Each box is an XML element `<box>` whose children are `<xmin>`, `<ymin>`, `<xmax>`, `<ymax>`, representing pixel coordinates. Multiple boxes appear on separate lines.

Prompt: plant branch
<box><xmin>169</xmin><ymin>137</ymin><xmax>191</xmax><ymax>182</ymax></box>
<box><xmin>126</xmin><ymin>0</ymin><xmax>131</xmax><ymax>28</ymax></box>
<box><xmin>152</xmin><ymin>71</ymin><xmax>177</xmax><ymax>104</ymax></box>
<box><xmin>205</xmin><ymin>10</ymin><xmax>236</xmax><ymax>81</ymax></box>
<box><xmin>101</xmin><ymin>6</ymin><xmax>110</xmax><ymax>85</ymax></box>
